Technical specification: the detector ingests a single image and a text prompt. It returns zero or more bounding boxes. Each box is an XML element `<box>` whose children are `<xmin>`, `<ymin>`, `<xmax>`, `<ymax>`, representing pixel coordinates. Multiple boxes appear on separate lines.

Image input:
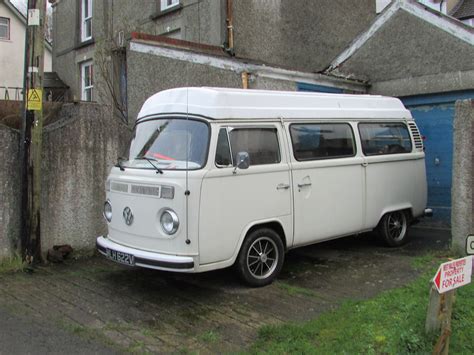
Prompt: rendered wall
<box><xmin>0</xmin><ymin>124</ymin><xmax>20</xmax><ymax>258</ymax></box>
<box><xmin>126</xmin><ymin>48</ymin><xmax>308</xmax><ymax>120</ymax></box>
<box><xmin>451</xmin><ymin>99</ymin><xmax>473</xmax><ymax>254</ymax></box>
<box><xmin>41</xmin><ymin>103</ymin><xmax>131</xmax><ymax>253</ymax></box>
<box><xmin>232</xmin><ymin>0</ymin><xmax>376</xmax><ymax>73</ymax></box>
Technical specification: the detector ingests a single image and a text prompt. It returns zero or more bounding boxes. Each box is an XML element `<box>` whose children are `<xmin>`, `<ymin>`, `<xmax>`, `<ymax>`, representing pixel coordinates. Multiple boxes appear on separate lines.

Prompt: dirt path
<box><xmin>0</xmin><ymin>228</ymin><xmax>450</xmax><ymax>354</ymax></box>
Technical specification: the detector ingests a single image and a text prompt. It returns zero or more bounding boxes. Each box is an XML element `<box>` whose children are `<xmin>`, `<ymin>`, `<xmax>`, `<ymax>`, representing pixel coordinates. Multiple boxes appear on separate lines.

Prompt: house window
<box><xmin>161</xmin><ymin>0</ymin><xmax>179</xmax><ymax>11</ymax></box>
<box><xmin>0</xmin><ymin>17</ymin><xmax>10</xmax><ymax>40</ymax></box>
<box><xmin>81</xmin><ymin>0</ymin><xmax>92</xmax><ymax>42</ymax></box>
<box><xmin>81</xmin><ymin>60</ymin><xmax>93</xmax><ymax>101</ymax></box>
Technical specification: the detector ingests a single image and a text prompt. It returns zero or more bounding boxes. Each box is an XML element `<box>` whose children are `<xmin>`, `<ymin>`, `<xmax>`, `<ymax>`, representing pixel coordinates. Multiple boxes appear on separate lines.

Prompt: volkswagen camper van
<box><xmin>97</xmin><ymin>87</ymin><xmax>430</xmax><ymax>286</ymax></box>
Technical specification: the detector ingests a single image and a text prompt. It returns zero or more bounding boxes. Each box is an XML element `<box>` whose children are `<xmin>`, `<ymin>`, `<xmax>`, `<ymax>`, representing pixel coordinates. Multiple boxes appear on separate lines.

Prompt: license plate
<box><xmin>106</xmin><ymin>249</ymin><xmax>135</xmax><ymax>266</ymax></box>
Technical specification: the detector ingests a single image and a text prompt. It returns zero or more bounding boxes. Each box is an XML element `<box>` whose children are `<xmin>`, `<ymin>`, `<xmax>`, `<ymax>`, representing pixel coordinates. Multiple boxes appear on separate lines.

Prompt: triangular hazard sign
<box><xmin>28</xmin><ymin>90</ymin><xmax>41</xmax><ymax>102</ymax></box>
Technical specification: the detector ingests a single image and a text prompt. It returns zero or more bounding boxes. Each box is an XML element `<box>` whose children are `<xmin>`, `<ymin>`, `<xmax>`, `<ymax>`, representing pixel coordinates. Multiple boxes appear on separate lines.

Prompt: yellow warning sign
<box><xmin>27</xmin><ymin>89</ymin><xmax>42</xmax><ymax>111</ymax></box>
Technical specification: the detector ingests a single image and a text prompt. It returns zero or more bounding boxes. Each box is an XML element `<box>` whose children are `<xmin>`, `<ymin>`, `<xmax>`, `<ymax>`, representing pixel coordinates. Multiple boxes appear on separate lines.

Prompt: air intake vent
<box><xmin>131</xmin><ymin>185</ymin><xmax>161</xmax><ymax>197</ymax></box>
<box><xmin>408</xmin><ymin>122</ymin><xmax>423</xmax><ymax>150</ymax></box>
<box><xmin>111</xmin><ymin>182</ymin><xmax>128</xmax><ymax>193</ymax></box>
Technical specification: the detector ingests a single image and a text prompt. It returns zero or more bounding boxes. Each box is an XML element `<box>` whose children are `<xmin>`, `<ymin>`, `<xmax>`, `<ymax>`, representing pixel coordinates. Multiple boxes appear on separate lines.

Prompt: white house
<box><xmin>0</xmin><ymin>0</ymin><xmax>52</xmax><ymax>100</ymax></box>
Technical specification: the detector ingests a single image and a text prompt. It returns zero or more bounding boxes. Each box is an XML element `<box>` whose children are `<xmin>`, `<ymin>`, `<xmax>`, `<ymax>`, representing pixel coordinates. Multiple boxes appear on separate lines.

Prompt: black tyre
<box><xmin>236</xmin><ymin>228</ymin><xmax>284</xmax><ymax>287</ymax></box>
<box><xmin>376</xmin><ymin>210</ymin><xmax>410</xmax><ymax>247</ymax></box>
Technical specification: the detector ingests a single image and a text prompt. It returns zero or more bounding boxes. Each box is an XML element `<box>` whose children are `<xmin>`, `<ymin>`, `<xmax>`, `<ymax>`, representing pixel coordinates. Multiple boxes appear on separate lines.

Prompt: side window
<box><xmin>229</xmin><ymin>128</ymin><xmax>280</xmax><ymax>166</ymax></box>
<box><xmin>290</xmin><ymin>123</ymin><xmax>355</xmax><ymax>161</ymax></box>
<box><xmin>359</xmin><ymin>123</ymin><xmax>412</xmax><ymax>156</ymax></box>
<box><xmin>215</xmin><ymin>128</ymin><xmax>232</xmax><ymax>167</ymax></box>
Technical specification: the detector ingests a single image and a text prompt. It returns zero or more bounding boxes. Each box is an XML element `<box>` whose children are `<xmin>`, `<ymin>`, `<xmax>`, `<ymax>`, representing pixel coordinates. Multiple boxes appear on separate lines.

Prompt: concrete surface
<box><xmin>0</xmin><ymin>309</ymin><xmax>119</xmax><ymax>355</ymax></box>
<box><xmin>41</xmin><ymin>103</ymin><xmax>131</xmax><ymax>253</ymax></box>
<box><xmin>333</xmin><ymin>9</ymin><xmax>474</xmax><ymax>83</ymax></box>
<box><xmin>0</xmin><ymin>103</ymin><xmax>131</xmax><ymax>260</ymax></box>
<box><xmin>0</xmin><ymin>227</ymin><xmax>450</xmax><ymax>353</ymax></box>
<box><xmin>451</xmin><ymin>100</ymin><xmax>473</xmax><ymax>254</ymax></box>
<box><xmin>233</xmin><ymin>0</ymin><xmax>376</xmax><ymax>72</ymax></box>
<box><xmin>0</xmin><ymin>124</ymin><xmax>20</xmax><ymax>258</ymax></box>
<box><xmin>370</xmin><ymin>70</ymin><xmax>474</xmax><ymax>97</ymax></box>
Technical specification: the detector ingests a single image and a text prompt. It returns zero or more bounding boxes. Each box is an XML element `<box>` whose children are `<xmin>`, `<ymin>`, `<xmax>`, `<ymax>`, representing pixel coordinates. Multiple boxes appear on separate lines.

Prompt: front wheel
<box><xmin>376</xmin><ymin>210</ymin><xmax>409</xmax><ymax>247</ymax></box>
<box><xmin>236</xmin><ymin>228</ymin><xmax>284</xmax><ymax>287</ymax></box>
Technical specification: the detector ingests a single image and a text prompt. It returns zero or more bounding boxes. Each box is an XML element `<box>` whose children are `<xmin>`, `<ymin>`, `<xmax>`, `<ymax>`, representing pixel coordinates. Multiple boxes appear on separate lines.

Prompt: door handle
<box><xmin>277</xmin><ymin>183</ymin><xmax>290</xmax><ymax>190</ymax></box>
<box><xmin>297</xmin><ymin>182</ymin><xmax>312</xmax><ymax>188</ymax></box>
<box><xmin>362</xmin><ymin>162</ymin><xmax>368</xmax><ymax>167</ymax></box>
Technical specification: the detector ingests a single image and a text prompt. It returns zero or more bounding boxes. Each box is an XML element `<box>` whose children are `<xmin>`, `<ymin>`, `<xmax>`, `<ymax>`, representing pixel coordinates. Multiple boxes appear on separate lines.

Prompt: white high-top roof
<box><xmin>137</xmin><ymin>87</ymin><xmax>412</xmax><ymax>120</ymax></box>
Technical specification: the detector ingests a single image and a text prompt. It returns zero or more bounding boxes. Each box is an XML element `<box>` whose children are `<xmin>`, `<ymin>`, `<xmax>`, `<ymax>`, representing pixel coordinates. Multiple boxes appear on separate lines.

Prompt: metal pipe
<box><xmin>241</xmin><ymin>71</ymin><xmax>248</xmax><ymax>89</ymax></box>
<box><xmin>226</xmin><ymin>0</ymin><xmax>234</xmax><ymax>55</ymax></box>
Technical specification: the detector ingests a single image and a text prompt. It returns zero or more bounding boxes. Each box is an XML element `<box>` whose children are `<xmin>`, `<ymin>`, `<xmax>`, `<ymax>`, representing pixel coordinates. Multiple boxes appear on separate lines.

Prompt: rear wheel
<box><xmin>377</xmin><ymin>210</ymin><xmax>409</xmax><ymax>247</ymax></box>
<box><xmin>236</xmin><ymin>228</ymin><xmax>284</xmax><ymax>287</ymax></box>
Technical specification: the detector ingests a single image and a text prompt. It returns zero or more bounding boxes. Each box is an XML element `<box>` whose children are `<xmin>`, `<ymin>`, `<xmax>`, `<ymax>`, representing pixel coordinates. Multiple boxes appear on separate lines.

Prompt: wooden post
<box><xmin>426</xmin><ymin>283</ymin><xmax>456</xmax><ymax>355</ymax></box>
<box><xmin>22</xmin><ymin>0</ymin><xmax>47</xmax><ymax>265</ymax></box>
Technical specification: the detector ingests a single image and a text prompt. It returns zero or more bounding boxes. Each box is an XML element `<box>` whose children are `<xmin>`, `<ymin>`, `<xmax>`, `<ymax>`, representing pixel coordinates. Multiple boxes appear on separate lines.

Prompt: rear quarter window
<box><xmin>359</xmin><ymin>123</ymin><xmax>412</xmax><ymax>156</ymax></box>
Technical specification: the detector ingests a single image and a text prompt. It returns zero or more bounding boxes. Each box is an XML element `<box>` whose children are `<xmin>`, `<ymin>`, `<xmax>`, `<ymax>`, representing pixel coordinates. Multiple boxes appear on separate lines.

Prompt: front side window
<box><xmin>0</xmin><ymin>17</ymin><xmax>10</xmax><ymax>40</ymax></box>
<box><xmin>227</xmin><ymin>127</ymin><xmax>280</xmax><ymax>166</ymax></box>
<box><xmin>290</xmin><ymin>123</ymin><xmax>355</xmax><ymax>161</ymax></box>
<box><xmin>161</xmin><ymin>0</ymin><xmax>179</xmax><ymax>11</ymax></box>
<box><xmin>359</xmin><ymin>123</ymin><xmax>412</xmax><ymax>155</ymax></box>
<box><xmin>125</xmin><ymin>118</ymin><xmax>210</xmax><ymax>170</ymax></box>
<box><xmin>81</xmin><ymin>0</ymin><xmax>92</xmax><ymax>42</ymax></box>
<box><xmin>81</xmin><ymin>60</ymin><xmax>93</xmax><ymax>101</ymax></box>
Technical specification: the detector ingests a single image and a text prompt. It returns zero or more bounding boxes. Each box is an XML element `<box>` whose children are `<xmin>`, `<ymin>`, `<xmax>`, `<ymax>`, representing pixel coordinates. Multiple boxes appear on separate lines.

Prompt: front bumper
<box><xmin>96</xmin><ymin>236</ymin><xmax>195</xmax><ymax>272</ymax></box>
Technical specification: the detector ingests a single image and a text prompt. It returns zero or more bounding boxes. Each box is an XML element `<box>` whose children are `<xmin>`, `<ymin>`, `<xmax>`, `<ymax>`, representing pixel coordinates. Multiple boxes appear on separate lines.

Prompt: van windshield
<box><xmin>123</xmin><ymin>118</ymin><xmax>209</xmax><ymax>170</ymax></box>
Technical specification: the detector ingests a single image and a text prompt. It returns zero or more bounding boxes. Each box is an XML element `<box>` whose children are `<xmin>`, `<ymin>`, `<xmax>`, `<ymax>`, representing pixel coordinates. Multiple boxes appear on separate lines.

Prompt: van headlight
<box><xmin>160</xmin><ymin>209</ymin><xmax>179</xmax><ymax>235</ymax></box>
<box><xmin>103</xmin><ymin>200</ymin><xmax>112</xmax><ymax>222</ymax></box>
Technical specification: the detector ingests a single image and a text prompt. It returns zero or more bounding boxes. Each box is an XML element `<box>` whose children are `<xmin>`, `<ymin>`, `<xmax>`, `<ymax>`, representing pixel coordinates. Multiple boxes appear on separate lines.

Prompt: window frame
<box><xmin>81</xmin><ymin>0</ymin><xmax>93</xmax><ymax>42</ymax></box>
<box><xmin>215</xmin><ymin>125</ymin><xmax>282</xmax><ymax>168</ymax></box>
<box><xmin>289</xmin><ymin>122</ymin><xmax>357</xmax><ymax>161</ymax></box>
<box><xmin>358</xmin><ymin>122</ymin><xmax>413</xmax><ymax>156</ymax></box>
<box><xmin>215</xmin><ymin>127</ymin><xmax>234</xmax><ymax>168</ymax></box>
<box><xmin>0</xmin><ymin>17</ymin><xmax>10</xmax><ymax>40</ymax></box>
<box><xmin>80</xmin><ymin>60</ymin><xmax>93</xmax><ymax>101</ymax></box>
<box><xmin>160</xmin><ymin>0</ymin><xmax>180</xmax><ymax>11</ymax></box>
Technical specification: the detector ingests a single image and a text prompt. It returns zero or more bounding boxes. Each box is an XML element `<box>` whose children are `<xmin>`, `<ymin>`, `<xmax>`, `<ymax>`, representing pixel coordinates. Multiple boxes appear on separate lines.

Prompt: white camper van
<box><xmin>97</xmin><ymin>87</ymin><xmax>430</xmax><ymax>286</ymax></box>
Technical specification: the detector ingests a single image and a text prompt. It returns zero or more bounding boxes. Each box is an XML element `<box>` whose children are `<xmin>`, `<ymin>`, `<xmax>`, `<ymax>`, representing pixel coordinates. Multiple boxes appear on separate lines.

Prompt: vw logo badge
<box><xmin>123</xmin><ymin>207</ymin><xmax>134</xmax><ymax>226</ymax></box>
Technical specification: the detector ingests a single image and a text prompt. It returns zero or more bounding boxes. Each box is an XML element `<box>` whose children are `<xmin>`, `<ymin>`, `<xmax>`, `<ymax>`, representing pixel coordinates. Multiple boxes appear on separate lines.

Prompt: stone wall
<box><xmin>451</xmin><ymin>100</ymin><xmax>473</xmax><ymax>254</ymax></box>
<box><xmin>0</xmin><ymin>125</ymin><xmax>21</xmax><ymax>258</ymax></box>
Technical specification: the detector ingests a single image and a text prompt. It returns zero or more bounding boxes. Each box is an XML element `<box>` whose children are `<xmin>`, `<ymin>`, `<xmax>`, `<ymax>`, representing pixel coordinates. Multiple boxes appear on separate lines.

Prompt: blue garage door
<box><xmin>297</xmin><ymin>82</ymin><xmax>344</xmax><ymax>93</ymax></box>
<box><xmin>402</xmin><ymin>91</ymin><xmax>474</xmax><ymax>227</ymax></box>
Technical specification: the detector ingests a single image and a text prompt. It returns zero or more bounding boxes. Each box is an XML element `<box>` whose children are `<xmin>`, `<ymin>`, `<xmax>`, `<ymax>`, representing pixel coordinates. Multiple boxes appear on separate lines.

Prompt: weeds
<box><xmin>0</xmin><ymin>255</ymin><xmax>25</xmax><ymax>274</ymax></box>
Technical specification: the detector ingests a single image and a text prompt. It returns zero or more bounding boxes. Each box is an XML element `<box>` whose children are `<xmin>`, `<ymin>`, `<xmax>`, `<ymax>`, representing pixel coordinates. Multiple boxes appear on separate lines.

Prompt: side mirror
<box><xmin>236</xmin><ymin>151</ymin><xmax>250</xmax><ymax>170</ymax></box>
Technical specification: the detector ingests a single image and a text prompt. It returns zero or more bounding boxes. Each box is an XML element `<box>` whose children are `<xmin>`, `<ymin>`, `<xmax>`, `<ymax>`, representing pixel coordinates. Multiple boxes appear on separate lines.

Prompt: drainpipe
<box><xmin>225</xmin><ymin>0</ymin><xmax>235</xmax><ymax>56</ymax></box>
<box><xmin>241</xmin><ymin>71</ymin><xmax>249</xmax><ymax>89</ymax></box>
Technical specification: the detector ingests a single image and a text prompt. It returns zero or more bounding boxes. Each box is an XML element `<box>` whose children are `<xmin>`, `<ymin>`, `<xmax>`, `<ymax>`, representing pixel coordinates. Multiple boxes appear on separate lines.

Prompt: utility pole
<box><xmin>20</xmin><ymin>0</ymin><xmax>47</xmax><ymax>265</ymax></box>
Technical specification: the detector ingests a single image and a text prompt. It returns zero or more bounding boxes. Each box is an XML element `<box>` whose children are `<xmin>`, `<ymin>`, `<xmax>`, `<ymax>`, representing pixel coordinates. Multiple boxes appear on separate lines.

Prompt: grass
<box><xmin>198</xmin><ymin>330</ymin><xmax>220</xmax><ymax>344</ymax></box>
<box><xmin>249</xmin><ymin>253</ymin><xmax>474</xmax><ymax>354</ymax></box>
<box><xmin>0</xmin><ymin>255</ymin><xmax>26</xmax><ymax>274</ymax></box>
<box><xmin>276</xmin><ymin>281</ymin><xmax>330</xmax><ymax>301</ymax></box>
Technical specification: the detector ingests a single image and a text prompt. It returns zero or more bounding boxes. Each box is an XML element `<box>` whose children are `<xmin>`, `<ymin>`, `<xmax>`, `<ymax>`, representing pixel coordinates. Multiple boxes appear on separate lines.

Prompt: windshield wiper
<box><xmin>136</xmin><ymin>157</ymin><xmax>164</xmax><ymax>174</ymax></box>
<box><xmin>115</xmin><ymin>157</ymin><xmax>126</xmax><ymax>171</ymax></box>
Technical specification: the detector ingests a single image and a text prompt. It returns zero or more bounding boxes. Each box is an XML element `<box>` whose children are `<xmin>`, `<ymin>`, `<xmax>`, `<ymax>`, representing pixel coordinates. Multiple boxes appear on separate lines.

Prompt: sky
<box><xmin>10</xmin><ymin>0</ymin><xmax>52</xmax><ymax>17</ymax></box>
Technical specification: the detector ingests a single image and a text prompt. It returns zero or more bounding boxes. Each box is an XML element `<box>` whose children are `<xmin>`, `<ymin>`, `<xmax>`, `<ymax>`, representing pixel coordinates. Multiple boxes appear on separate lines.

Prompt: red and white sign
<box><xmin>433</xmin><ymin>256</ymin><xmax>473</xmax><ymax>294</ymax></box>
